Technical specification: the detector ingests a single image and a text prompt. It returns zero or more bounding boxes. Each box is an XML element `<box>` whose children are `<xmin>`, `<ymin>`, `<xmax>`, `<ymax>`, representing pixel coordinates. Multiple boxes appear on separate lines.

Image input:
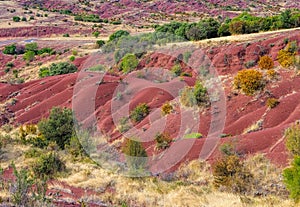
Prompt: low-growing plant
<box><xmin>180</xmin><ymin>81</ymin><xmax>208</xmax><ymax>107</ymax></box>
<box><xmin>266</xmin><ymin>69</ymin><xmax>277</xmax><ymax>79</ymax></box>
<box><xmin>119</xmin><ymin>53</ymin><xmax>139</xmax><ymax>74</ymax></box>
<box><xmin>69</xmin><ymin>55</ymin><xmax>75</xmax><ymax>61</ymax></box>
<box><xmin>130</xmin><ymin>103</ymin><xmax>150</xmax><ymax>123</ymax></box>
<box><xmin>183</xmin><ymin>132</ymin><xmax>203</xmax><ymax>139</ymax></box>
<box><xmin>39</xmin><ymin>62</ymin><xmax>77</xmax><ymax>77</ymax></box>
<box><xmin>266</xmin><ymin>98</ymin><xmax>279</xmax><ymax>109</ymax></box>
<box><xmin>161</xmin><ymin>102</ymin><xmax>173</xmax><ymax>116</ymax></box>
<box><xmin>171</xmin><ymin>64</ymin><xmax>182</xmax><ymax>77</ymax></box>
<box><xmin>244</xmin><ymin>60</ymin><xmax>256</xmax><ymax>69</ymax></box>
<box><xmin>233</xmin><ymin>69</ymin><xmax>264</xmax><ymax>95</ymax></box>
<box><xmin>117</xmin><ymin>117</ymin><xmax>130</xmax><ymax>133</ymax></box>
<box><xmin>258</xmin><ymin>55</ymin><xmax>274</xmax><ymax>70</ymax></box>
<box><xmin>285</xmin><ymin>123</ymin><xmax>300</xmax><ymax>156</ymax></box>
<box><xmin>155</xmin><ymin>132</ymin><xmax>172</xmax><ymax>150</ymax></box>
<box><xmin>32</xmin><ymin>152</ymin><xmax>66</xmax><ymax>179</ymax></box>
<box><xmin>283</xmin><ymin>156</ymin><xmax>300</xmax><ymax>202</ymax></box>
<box><xmin>213</xmin><ymin>154</ymin><xmax>253</xmax><ymax>194</ymax></box>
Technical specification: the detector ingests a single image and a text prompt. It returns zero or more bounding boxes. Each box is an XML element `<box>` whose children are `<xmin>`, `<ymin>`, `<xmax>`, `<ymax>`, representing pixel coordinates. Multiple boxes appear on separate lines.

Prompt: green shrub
<box><xmin>63</xmin><ymin>33</ymin><xmax>70</xmax><ymax>37</ymax></box>
<box><xmin>161</xmin><ymin>102</ymin><xmax>173</xmax><ymax>116</ymax></box>
<box><xmin>283</xmin><ymin>156</ymin><xmax>300</xmax><ymax>202</ymax></box>
<box><xmin>130</xmin><ymin>103</ymin><xmax>150</xmax><ymax>123</ymax></box>
<box><xmin>119</xmin><ymin>53</ymin><xmax>138</xmax><ymax>74</ymax></box>
<box><xmin>171</xmin><ymin>64</ymin><xmax>182</xmax><ymax>77</ymax></box>
<box><xmin>25</xmin><ymin>42</ymin><xmax>38</xmax><ymax>53</ymax></box>
<box><xmin>109</xmin><ymin>30</ymin><xmax>129</xmax><ymax>42</ymax></box>
<box><xmin>32</xmin><ymin>152</ymin><xmax>65</xmax><ymax>179</ymax></box>
<box><xmin>258</xmin><ymin>55</ymin><xmax>274</xmax><ymax>70</ymax></box>
<box><xmin>96</xmin><ymin>40</ymin><xmax>105</xmax><ymax>48</ymax></box>
<box><xmin>92</xmin><ymin>31</ymin><xmax>100</xmax><ymax>38</ymax></box>
<box><xmin>194</xmin><ymin>81</ymin><xmax>208</xmax><ymax>105</ymax></box>
<box><xmin>88</xmin><ymin>64</ymin><xmax>106</xmax><ymax>72</ymax></box>
<box><xmin>213</xmin><ymin>155</ymin><xmax>253</xmax><ymax>194</ymax></box>
<box><xmin>3</xmin><ymin>44</ymin><xmax>16</xmax><ymax>55</ymax></box>
<box><xmin>13</xmin><ymin>16</ymin><xmax>20</xmax><ymax>22</ymax></box>
<box><xmin>38</xmin><ymin>62</ymin><xmax>77</xmax><ymax>77</ymax></box>
<box><xmin>38</xmin><ymin>107</ymin><xmax>74</xmax><ymax>150</ymax></box>
<box><xmin>233</xmin><ymin>69</ymin><xmax>264</xmax><ymax>95</ymax></box>
<box><xmin>23</xmin><ymin>51</ymin><xmax>35</xmax><ymax>62</ymax></box>
<box><xmin>69</xmin><ymin>55</ymin><xmax>75</xmax><ymax>61</ymax></box>
<box><xmin>285</xmin><ymin>123</ymin><xmax>300</xmax><ymax>156</ymax></box>
<box><xmin>155</xmin><ymin>133</ymin><xmax>172</xmax><ymax>150</ymax></box>
<box><xmin>122</xmin><ymin>138</ymin><xmax>148</xmax><ymax>175</ymax></box>
<box><xmin>266</xmin><ymin>98</ymin><xmax>279</xmax><ymax>108</ymax></box>
<box><xmin>183</xmin><ymin>132</ymin><xmax>203</xmax><ymax>139</ymax></box>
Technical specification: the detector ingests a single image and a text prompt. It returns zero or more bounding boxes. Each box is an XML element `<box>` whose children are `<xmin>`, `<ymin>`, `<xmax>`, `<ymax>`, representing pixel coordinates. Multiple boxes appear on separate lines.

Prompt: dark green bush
<box><xmin>109</xmin><ymin>30</ymin><xmax>129</xmax><ymax>42</ymax></box>
<box><xmin>32</xmin><ymin>152</ymin><xmax>65</xmax><ymax>179</ymax></box>
<box><xmin>130</xmin><ymin>103</ymin><xmax>150</xmax><ymax>123</ymax></box>
<box><xmin>38</xmin><ymin>62</ymin><xmax>77</xmax><ymax>77</ymax></box>
<box><xmin>3</xmin><ymin>44</ymin><xmax>16</xmax><ymax>55</ymax></box>
<box><xmin>13</xmin><ymin>16</ymin><xmax>20</xmax><ymax>22</ymax></box>
<box><xmin>38</xmin><ymin>107</ymin><xmax>74</xmax><ymax>150</ymax></box>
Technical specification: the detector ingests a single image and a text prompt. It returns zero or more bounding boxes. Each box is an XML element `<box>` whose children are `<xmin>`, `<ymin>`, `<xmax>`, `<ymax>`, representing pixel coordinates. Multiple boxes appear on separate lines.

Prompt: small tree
<box><xmin>38</xmin><ymin>107</ymin><xmax>74</xmax><ymax>149</ymax></box>
<box><xmin>258</xmin><ymin>55</ymin><xmax>274</xmax><ymax>70</ymax></box>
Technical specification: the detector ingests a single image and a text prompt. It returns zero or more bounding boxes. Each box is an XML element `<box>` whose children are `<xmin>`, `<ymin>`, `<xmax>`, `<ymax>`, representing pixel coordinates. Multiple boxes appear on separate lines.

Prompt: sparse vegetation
<box><xmin>161</xmin><ymin>102</ymin><xmax>173</xmax><ymax>116</ymax></box>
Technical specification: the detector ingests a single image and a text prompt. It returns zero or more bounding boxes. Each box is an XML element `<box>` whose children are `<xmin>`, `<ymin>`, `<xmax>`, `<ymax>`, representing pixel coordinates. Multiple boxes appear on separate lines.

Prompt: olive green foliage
<box><xmin>117</xmin><ymin>117</ymin><xmax>130</xmax><ymax>133</ymax></box>
<box><xmin>38</xmin><ymin>107</ymin><xmax>74</xmax><ymax>150</ymax></box>
<box><xmin>92</xmin><ymin>31</ymin><xmax>100</xmax><ymax>38</ymax></box>
<box><xmin>122</xmin><ymin>138</ymin><xmax>148</xmax><ymax>175</ymax></box>
<box><xmin>180</xmin><ymin>81</ymin><xmax>208</xmax><ymax>107</ymax></box>
<box><xmin>283</xmin><ymin>156</ymin><xmax>300</xmax><ymax>202</ymax></box>
<box><xmin>266</xmin><ymin>98</ymin><xmax>279</xmax><ymax>109</ymax></box>
<box><xmin>155</xmin><ymin>132</ymin><xmax>172</xmax><ymax>150</ymax></box>
<box><xmin>74</xmin><ymin>14</ymin><xmax>103</xmax><ymax>23</ymax></box>
<box><xmin>171</xmin><ymin>64</ymin><xmax>182</xmax><ymax>77</ymax></box>
<box><xmin>109</xmin><ymin>30</ymin><xmax>130</xmax><ymax>42</ymax></box>
<box><xmin>25</xmin><ymin>42</ymin><xmax>38</xmax><ymax>53</ymax></box>
<box><xmin>213</xmin><ymin>155</ymin><xmax>253</xmax><ymax>194</ymax></box>
<box><xmin>285</xmin><ymin>123</ymin><xmax>300</xmax><ymax>156</ymax></box>
<box><xmin>161</xmin><ymin>102</ymin><xmax>173</xmax><ymax>116</ymax></box>
<box><xmin>39</xmin><ymin>62</ymin><xmax>77</xmax><ymax>77</ymax></box>
<box><xmin>258</xmin><ymin>55</ymin><xmax>274</xmax><ymax>70</ymax></box>
<box><xmin>233</xmin><ymin>69</ymin><xmax>264</xmax><ymax>95</ymax></box>
<box><xmin>130</xmin><ymin>103</ymin><xmax>150</xmax><ymax>123</ymax></box>
<box><xmin>183</xmin><ymin>132</ymin><xmax>203</xmax><ymax>139</ymax></box>
<box><xmin>13</xmin><ymin>16</ymin><xmax>20</xmax><ymax>22</ymax></box>
<box><xmin>119</xmin><ymin>53</ymin><xmax>139</xmax><ymax>74</ymax></box>
<box><xmin>32</xmin><ymin>152</ymin><xmax>65</xmax><ymax>179</ymax></box>
<box><xmin>23</xmin><ymin>50</ymin><xmax>35</xmax><ymax>62</ymax></box>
